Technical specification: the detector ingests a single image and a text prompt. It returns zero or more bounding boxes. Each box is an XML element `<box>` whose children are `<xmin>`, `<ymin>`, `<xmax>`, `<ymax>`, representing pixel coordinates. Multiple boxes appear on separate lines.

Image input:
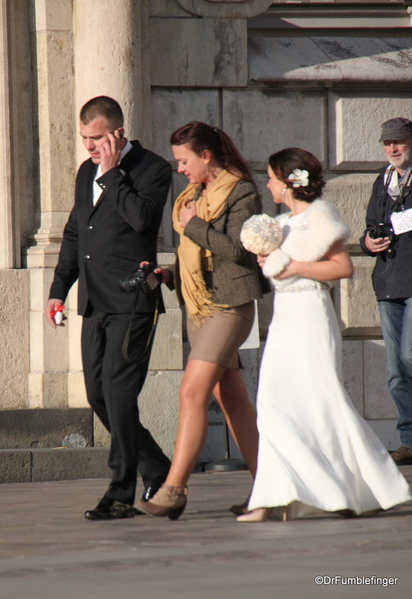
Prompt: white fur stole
<box><xmin>262</xmin><ymin>200</ymin><xmax>351</xmax><ymax>279</ymax></box>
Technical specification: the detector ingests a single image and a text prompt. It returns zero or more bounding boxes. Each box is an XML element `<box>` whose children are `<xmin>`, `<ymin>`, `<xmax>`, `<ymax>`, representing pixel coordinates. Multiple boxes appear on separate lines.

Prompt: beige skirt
<box><xmin>186</xmin><ymin>301</ymin><xmax>255</xmax><ymax>370</ymax></box>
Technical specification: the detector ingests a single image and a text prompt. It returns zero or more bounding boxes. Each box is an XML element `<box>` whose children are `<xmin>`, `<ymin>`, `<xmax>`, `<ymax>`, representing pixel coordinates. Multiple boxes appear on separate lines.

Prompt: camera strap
<box><xmin>122</xmin><ymin>296</ymin><xmax>160</xmax><ymax>365</ymax></box>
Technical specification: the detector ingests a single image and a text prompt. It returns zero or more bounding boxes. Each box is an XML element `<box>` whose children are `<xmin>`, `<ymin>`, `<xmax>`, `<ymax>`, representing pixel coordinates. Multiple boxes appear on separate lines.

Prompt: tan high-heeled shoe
<box><xmin>237</xmin><ymin>507</ymin><xmax>288</xmax><ymax>523</ymax></box>
<box><xmin>136</xmin><ymin>484</ymin><xmax>187</xmax><ymax>520</ymax></box>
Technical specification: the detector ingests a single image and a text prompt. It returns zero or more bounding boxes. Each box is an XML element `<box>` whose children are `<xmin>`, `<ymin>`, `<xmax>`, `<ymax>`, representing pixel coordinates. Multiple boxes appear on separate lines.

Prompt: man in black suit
<box><xmin>46</xmin><ymin>96</ymin><xmax>172</xmax><ymax>519</ymax></box>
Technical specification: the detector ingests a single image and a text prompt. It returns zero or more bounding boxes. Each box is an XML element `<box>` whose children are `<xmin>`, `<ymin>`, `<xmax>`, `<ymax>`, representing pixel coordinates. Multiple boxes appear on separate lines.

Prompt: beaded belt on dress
<box><xmin>273</xmin><ymin>282</ymin><xmax>330</xmax><ymax>293</ymax></box>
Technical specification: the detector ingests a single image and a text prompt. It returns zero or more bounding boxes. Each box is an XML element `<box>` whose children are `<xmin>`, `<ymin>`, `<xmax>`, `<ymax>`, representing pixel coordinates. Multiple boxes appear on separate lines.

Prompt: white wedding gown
<box><xmin>249</xmin><ymin>213</ymin><xmax>411</xmax><ymax>515</ymax></box>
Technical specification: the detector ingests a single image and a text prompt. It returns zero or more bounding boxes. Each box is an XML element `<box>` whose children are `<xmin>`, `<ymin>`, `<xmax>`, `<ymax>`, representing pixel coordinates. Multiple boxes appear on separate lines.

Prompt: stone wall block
<box><xmin>65</xmin><ymin>282</ymin><xmax>83</xmax><ymax>372</ymax></box>
<box><xmin>257</xmin><ymin>292</ymin><xmax>274</xmax><ymax>337</ymax></box>
<box><xmin>160</xmin><ymin>284</ymin><xmax>180</xmax><ymax>311</ymax></box>
<box><xmin>150</xmin><ymin>0</ymin><xmax>192</xmax><ymax>17</ymax></box>
<box><xmin>150</xmin><ymin>17</ymin><xmax>247</xmax><ymax>87</ymax></box>
<box><xmin>0</xmin><ymin>0</ymin><xmax>17</xmax><ymax>268</ymax></box>
<box><xmin>68</xmin><ymin>311</ymin><xmax>83</xmax><ymax>373</ymax></box>
<box><xmin>0</xmin><ymin>450</ymin><xmax>31</xmax><ymax>483</ymax></box>
<box><xmin>31</xmin><ymin>447</ymin><xmax>110</xmax><ymax>482</ymax></box>
<box><xmin>249</xmin><ymin>37</ymin><xmax>412</xmax><ymax>86</ymax></box>
<box><xmin>367</xmin><ymin>419</ymin><xmax>399</xmax><ymax>451</ymax></box>
<box><xmin>41</xmin><ymin>373</ymin><xmax>69</xmax><ymax>409</ymax></box>
<box><xmin>199</xmin><ymin>422</ymin><xmax>226</xmax><ymax>464</ymax></box>
<box><xmin>36</xmin><ymin>31</ymin><xmax>75</xmax><ymax>212</ymax></box>
<box><xmin>149</xmin><ymin>308</ymin><xmax>183</xmax><ymax>370</ymax></box>
<box><xmin>342</xmin><ymin>339</ymin><xmax>364</xmax><ymax>416</ymax></box>
<box><xmin>316</xmin><ymin>38</ymin><xmax>412</xmax><ymax>84</ymax></box>
<box><xmin>254</xmin><ymin>172</ymin><xmax>278</xmax><ymax>216</ymax></box>
<box><xmin>222</xmin><ymin>90</ymin><xmax>325</xmax><ymax>167</ymax></box>
<box><xmin>335</xmin><ymin>256</ymin><xmax>381</xmax><ymax>334</ymax></box>
<box><xmin>68</xmin><ymin>372</ymin><xmax>88</xmax><ymax>408</ymax></box>
<box><xmin>11</xmin><ymin>0</ymin><xmax>35</xmax><ymax>250</ymax></box>
<box><xmin>176</xmin><ymin>0</ymin><xmax>273</xmax><ymax>18</ymax></box>
<box><xmin>328</xmin><ymin>92</ymin><xmax>412</xmax><ymax>170</ymax></box>
<box><xmin>364</xmin><ymin>340</ymin><xmax>398</xmax><ymax>420</ymax></box>
<box><xmin>323</xmin><ymin>174</ymin><xmax>378</xmax><ymax>247</ymax></box>
<box><xmin>240</xmin><ymin>347</ymin><xmax>260</xmax><ymax>408</ymax></box>
<box><xmin>157</xmin><ymin>252</ymin><xmax>180</xmax><ymax>309</ymax></box>
<box><xmin>29</xmin><ymin>268</ymin><xmax>70</xmax><ymax>408</ymax></box>
<box><xmin>0</xmin><ymin>408</ymin><xmax>92</xmax><ymax>449</ymax></box>
<box><xmin>30</xmin><ymin>301</ymin><xmax>69</xmax><ymax>373</ymax></box>
<box><xmin>64</xmin><ymin>284</ymin><xmax>90</xmax><ymax>408</ymax></box>
<box><xmin>29</xmin><ymin>267</ymin><xmax>55</xmax><ymax>311</ymax></box>
<box><xmin>158</xmin><ymin>191</ymin><xmax>174</xmax><ymax>250</ymax></box>
<box><xmin>0</xmin><ymin>270</ymin><xmax>30</xmax><ymax>409</ymax></box>
<box><xmin>24</xmin><ymin>210</ymin><xmax>71</xmax><ymax>268</ymax></box>
<box><xmin>139</xmin><ymin>370</ymin><xmax>183</xmax><ymax>459</ymax></box>
<box><xmin>151</xmin><ymin>90</ymin><xmax>219</xmax><ymax>161</ymax></box>
<box><xmin>249</xmin><ymin>37</ymin><xmax>341</xmax><ymax>84</ymax></box>
<box><xmin>167</xmin><ymin>173</ymin><xmax>190</xmax><ymax>247</ymax></box>
<box><xmin>224</xmin><ymin>346</ymin><xmax>260</xmax><ymax>459</ymax></box>
<box><xmin>31</xmin><ymin>0</ymin><xmax>72</xmax><ymax>31</ymax></box>
<box><xmin>28</xmin><ymin>373</ymin><xmax>43</xmax><ymax>409</ymax></box>
<box><xmin>29</xmin><ymin>372</ymin><xmax>68</xmax><ymax>409</ymax></box>
<box><xmin>93</xmin><ymin>414</ymin><xmax>110</xmax><ymax>448</ymax></box>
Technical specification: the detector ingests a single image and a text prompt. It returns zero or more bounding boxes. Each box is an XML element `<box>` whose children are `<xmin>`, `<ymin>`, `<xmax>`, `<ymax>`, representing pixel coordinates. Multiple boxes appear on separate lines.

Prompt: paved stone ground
<box><xmin>1</xmin><ymin>467</ymin><xmax>412</xmax><ymax>599</ymax></box>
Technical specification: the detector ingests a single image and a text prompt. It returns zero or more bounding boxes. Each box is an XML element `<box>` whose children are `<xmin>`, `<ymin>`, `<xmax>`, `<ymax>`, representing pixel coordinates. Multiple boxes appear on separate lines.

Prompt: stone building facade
<box><xmin>1</xmin><ymin>0</ymin><xmax>412</xmax><ymax>461</ymax></box>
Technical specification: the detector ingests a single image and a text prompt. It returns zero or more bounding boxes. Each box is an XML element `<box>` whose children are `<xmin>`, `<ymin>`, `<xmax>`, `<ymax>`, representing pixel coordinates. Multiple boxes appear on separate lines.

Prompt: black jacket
<box><xmin>49</xmin><ymin>140</ymin><xmax>172</xmax><ymax>314</ymax></box>
<box><xmin>360</xmin><ymin>166</ymin><xmax>412</xmax><ymax>301</ymax></box>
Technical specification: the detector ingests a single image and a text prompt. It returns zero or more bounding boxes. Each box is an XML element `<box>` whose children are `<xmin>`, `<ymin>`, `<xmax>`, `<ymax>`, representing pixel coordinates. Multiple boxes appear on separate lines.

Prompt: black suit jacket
<box><xmin>50</xmin><ymin>140</ymin><xmax>172</xmax><ymax>315</ymax></box>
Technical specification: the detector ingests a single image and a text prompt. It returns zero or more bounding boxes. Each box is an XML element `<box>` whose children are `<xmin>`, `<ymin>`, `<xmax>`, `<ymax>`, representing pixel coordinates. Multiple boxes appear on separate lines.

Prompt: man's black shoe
<box><xmin>84</xmin><ymin>497</ymin><xmax>135</xmax><ymax>520</ymax></box>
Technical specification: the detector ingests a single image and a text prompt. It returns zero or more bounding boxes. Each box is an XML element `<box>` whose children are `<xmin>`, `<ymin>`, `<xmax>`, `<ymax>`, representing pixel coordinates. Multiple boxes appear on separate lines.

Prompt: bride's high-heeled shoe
<box><xmin>136</xmin><ymin>484</ymin><xmax>187</xmax><ymax>520</ymax></box>
<box><xmin>237</xmin><ymin>507</ymin><xmax>288</xmax><ymax>522</ymax></box>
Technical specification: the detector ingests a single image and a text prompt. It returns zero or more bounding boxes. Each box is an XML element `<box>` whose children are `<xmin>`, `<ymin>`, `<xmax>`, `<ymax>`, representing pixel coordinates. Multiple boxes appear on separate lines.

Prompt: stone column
<box><xmin>26</xmin><ymin>0</ymin><xmax>75</xmax><ymax>407</ymax></box>
<box><xmin>25</xmin><ymin>0</ymin><xmax>76</xmax><ymax>269</ymax></box>
<box><xmin>0</xmin><ymin>0</ymin><xmax>17</xmax><ymax>269</ymax></box>
<box><xmin>73</xmin><ymin>0</ymin><xmax>152</xmax><ymax>162</ymax></box>
<box><xmin>72</xmin><ymin>1</ymin><xmax>182</xmax><ymax>447</ymax></box>
<box><xmin>73</xmin><ymin>0</ymin><xmax>161</xmax><ymax>240</ymax></box>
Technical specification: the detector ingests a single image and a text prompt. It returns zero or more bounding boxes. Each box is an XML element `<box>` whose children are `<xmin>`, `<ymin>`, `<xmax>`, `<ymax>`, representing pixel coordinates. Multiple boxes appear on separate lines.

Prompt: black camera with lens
<box><xmin>367</xmin><ymin>222</ymin><xmax>397</xmax><ymax>259</ymax></box>
<box><xmin>119</xmin><ymin>262</ymin><xmax>161</xmax><ymax>294</ymax></box>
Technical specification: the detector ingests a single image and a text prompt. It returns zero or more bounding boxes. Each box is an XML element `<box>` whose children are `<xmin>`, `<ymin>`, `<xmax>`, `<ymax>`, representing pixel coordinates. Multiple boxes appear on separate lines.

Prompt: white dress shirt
<box><xmin>92</xmin><ymin>139</ymin><xmax>133</xmax><ymax>205</ymax></box>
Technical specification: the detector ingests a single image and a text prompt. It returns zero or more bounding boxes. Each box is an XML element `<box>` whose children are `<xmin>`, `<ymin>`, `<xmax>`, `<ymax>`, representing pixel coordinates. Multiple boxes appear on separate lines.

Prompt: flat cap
<box><xmin>379</xmin><ymin>117</ymin><xmax>412</xmax><ymax>142</ymax></box>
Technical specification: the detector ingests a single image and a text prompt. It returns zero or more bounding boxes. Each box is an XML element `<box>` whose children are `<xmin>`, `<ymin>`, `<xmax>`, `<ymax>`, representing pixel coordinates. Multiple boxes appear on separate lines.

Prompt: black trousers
<box><xmin>81</xmin><ymin>308</ymin><xmax>171</xmax><ymax>504</ymax></box>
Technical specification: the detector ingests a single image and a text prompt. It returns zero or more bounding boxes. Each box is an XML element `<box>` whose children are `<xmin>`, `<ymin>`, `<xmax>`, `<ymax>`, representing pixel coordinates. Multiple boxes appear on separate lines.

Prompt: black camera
<box><xmin>367</xmin><ymin>222</ymin><xmax>397</xmax><ymax>259</ymax></box>
<box><xmin>119</xmin><ymin>263</ymin><xmax>161</xmax><ymax>294</ymax></box>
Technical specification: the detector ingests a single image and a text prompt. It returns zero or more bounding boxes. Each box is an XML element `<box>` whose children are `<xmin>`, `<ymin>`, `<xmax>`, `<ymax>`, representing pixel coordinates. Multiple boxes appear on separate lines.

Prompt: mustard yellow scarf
<box><xmin>172</xmin><ymin>169</ymin><xmax>240</xmax><ymax>325</ymax></box>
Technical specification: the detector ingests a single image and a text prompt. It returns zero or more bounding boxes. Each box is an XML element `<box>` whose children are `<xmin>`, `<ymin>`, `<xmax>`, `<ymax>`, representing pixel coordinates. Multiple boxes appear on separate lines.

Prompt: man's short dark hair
<box><xmin>80</xmin><ymin>96</ymin><xmax>124</xmax><ymax>128</ymax></box>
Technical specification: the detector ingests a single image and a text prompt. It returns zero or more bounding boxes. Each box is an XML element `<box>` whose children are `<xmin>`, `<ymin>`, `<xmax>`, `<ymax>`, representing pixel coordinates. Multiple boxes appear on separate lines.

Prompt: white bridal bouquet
<box><xmin>240</xmin><ymin>214</ymin><xmax>283</xmax><ymax>256</ymax></box>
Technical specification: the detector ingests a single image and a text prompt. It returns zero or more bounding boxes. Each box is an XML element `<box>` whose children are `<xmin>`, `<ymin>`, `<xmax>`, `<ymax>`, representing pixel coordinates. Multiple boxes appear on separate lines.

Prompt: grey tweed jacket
<box><xmin>173</xmin><ymin>179</ymin><xmax>267</xmax><ymax>308</ymax></box>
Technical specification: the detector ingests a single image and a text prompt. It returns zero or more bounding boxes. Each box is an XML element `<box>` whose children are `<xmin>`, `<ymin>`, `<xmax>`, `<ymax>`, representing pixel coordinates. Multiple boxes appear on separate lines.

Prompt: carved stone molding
<box><xmin>176</xmin><ymin>0</ymin><xmax>273</xmax><ymax>18</ymax></box>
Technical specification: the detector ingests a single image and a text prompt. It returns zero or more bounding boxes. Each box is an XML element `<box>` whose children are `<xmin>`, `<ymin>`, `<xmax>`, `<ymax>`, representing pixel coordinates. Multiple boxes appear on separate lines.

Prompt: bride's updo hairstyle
<box><xmin>170</xmin><ymin>121</ymin><xmax>255</xmax><ymax>185</ymax></box>
<box><xmin>268</xmin><ymin>147</ymin><xmax>326</xmax><ymax>203</ymax></box>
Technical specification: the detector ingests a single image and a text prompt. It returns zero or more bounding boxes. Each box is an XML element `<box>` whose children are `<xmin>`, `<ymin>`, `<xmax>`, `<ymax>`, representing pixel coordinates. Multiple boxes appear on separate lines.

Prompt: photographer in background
<box><xmin>360</xmin><ymin>117</ymin><xmax>412</xmax><ymax>465</ymax></box>
<box><xmin>46</xmin><ymin>96</ymin><xmax>171</xmax><ymax>519</ymax></box>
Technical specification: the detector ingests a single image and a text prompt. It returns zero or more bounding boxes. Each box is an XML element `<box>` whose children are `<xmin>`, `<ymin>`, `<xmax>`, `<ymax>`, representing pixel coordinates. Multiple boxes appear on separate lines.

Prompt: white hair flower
<box><xmin>287</xmin><ymin>169</ymin><xmax>309</xmax><ymax>188</ymax></box>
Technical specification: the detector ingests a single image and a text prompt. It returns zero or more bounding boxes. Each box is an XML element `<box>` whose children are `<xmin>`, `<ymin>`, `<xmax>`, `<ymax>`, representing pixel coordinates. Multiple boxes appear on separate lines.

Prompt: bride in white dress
<box><xmin>238</xmin><ymin>148</ymin><xmax>411</xmax><ymax>522</ymax></box>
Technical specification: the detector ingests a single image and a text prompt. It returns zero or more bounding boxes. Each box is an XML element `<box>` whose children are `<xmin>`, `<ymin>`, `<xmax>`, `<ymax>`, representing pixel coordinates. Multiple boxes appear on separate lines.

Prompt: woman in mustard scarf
<box><xmin>137</xmin><ymin>122</ymin><xmax>265</xmax><ymax>519</ymax></box>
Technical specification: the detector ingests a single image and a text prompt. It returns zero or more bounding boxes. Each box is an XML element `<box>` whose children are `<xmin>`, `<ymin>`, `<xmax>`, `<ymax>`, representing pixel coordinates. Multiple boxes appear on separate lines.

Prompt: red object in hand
<box><xmin>50</xmin><ymin>305</ymin><xmax>66</xmax><ymax>325</ymax></box>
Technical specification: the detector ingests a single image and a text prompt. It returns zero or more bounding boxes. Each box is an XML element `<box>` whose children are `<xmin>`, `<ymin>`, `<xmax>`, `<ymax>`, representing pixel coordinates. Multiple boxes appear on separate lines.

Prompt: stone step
<box><xmin>0</xmin><ymin>408</ymin><xmax>94</xmax><ymax>449</ymax></box>
<box><xmin>0</xmin><ymin>447</ymin><xmax>110</xmax><ymax>484</ymax></box>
